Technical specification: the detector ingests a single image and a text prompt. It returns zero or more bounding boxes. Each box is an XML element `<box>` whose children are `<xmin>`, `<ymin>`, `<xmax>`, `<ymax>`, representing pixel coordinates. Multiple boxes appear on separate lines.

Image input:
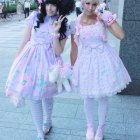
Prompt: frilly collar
<box><xmin>44</xmin><ymin>15</ymin><xmax>58</xmax><ymax>22</ymax></box>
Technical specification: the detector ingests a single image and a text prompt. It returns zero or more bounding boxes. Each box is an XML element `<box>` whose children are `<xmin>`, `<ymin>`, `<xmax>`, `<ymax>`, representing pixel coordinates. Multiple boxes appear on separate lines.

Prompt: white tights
<box><xmin>84</xmin><ymin>97</ymin><xmax>109</xmax><ymax>136</ymax></box>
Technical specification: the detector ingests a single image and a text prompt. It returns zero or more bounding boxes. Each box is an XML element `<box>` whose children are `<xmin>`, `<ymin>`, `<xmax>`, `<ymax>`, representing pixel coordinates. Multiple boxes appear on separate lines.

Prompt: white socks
<box><xmin>30</xmin><ymin>98</ymin><xmax>54</xmax><ymax>138</ymax></box>
<box><xmin>42</xmin><ymin>98</ymin><xmax>53</xmax><ymax>125</ymax></box>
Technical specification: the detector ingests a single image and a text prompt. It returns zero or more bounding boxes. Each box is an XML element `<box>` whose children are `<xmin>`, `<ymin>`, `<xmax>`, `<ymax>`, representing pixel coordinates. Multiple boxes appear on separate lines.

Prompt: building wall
<box><xmin>120</xmin><ymin>0</ymin><xmax>140</xmax><ymax>95</ymax></box>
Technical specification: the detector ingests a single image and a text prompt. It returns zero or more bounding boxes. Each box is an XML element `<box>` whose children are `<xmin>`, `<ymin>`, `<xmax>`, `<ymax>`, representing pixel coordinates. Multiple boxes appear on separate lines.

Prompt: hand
<box><xmin>53</xmin><ymin>15</ymin><xmax>66</xmax><ymax>33</ymax></box>
<box><xmin>95</xmin><ymin>3</ymin><xmax>117</xmax><ymax>26</ymax></box>
<box><xmin>99</xmin><ymin>10</ymin><xmax>117</xmax><ymax>26</ymax></box>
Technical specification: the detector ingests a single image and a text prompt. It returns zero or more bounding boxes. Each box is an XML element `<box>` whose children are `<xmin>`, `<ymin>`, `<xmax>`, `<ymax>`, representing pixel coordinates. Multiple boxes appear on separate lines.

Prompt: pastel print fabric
<box><xmin>73</xmin><ymin>14</ymin><xmax>131</xmax><ymax>98</ymax></box>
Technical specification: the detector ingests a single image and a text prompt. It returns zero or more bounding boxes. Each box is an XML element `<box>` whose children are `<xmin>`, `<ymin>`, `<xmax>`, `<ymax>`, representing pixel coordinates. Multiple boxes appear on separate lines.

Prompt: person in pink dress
<box><xmin>5</xmin><ymin>0</ymin><xmax>75</xmax><ymax>139</ymax></box>
<box><xmin>70</xmin><ymin>0</ymin><xmax>131</xmax><ymax>140</ymax></box>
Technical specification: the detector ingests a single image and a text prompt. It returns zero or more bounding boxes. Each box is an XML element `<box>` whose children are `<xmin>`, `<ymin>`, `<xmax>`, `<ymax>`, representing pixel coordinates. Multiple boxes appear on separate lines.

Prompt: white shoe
<box><xmin>86</xmin><ymin>136</ymin><xmax>94</xmax><ymax>140</ymax></box>
<box><xmin>86</xmin><ymin>125</ymin><xmax>94</xmax><ymax>140</ymax></box>
<box><xmin>43</xmin><ymin>122</ymin><xmax>52</xmax><ymax>135</ymax></box>
<box><xmin>95</xmin><ymin>125</ymin><xmax>104</xmax><ymax>140</ymax></box>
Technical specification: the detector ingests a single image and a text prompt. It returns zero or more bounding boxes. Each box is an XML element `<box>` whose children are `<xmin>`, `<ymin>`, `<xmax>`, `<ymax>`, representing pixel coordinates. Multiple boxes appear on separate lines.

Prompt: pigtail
<box><xmin>34</xmin><ymin>1</ymin><xmax>46</xmax><ymax>30</ymax></box>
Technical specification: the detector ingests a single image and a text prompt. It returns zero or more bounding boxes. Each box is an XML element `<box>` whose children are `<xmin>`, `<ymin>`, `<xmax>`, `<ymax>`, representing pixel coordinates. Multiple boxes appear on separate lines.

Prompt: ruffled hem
<box><xmin>74</xmin><ymin>80</ymin><xmax>131</xmax><ymax>99</ymax></box>
<box><xmin>6</xmin><ymin>84</ymin><xmax>58</xmax><ymax>107</ymax></box>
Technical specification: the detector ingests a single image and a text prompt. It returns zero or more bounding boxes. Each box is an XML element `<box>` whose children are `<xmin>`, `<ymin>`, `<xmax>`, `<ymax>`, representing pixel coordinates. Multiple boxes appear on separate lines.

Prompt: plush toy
<box><xmin>49</xmin><ymin>65</ymin><xmax>60</xmax><ymax>83</ymax></box>
<box><xmin>95</xmin><ymin>2</ymin><xmax>117</xmax><ymax>26</ymax></box>
<box><xmin>95</xmin><ymin>2</ymin><xmax>107</xmax><ymax>16</ymax></box>
<box><xmin>49</xmin><ymin>62</ymin><xmax>73</xmax><ymax>93</ymax></box>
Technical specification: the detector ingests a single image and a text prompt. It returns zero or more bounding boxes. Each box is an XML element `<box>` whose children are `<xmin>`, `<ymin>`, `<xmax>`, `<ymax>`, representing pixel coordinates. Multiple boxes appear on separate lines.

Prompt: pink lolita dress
<box><xmin>6</xmin><ymin>11</ymin><xmax>67</xmax><ymax>105</ymax></box>
<box><xmin>73</xmin><ymin>14</ymin><xmax>131</xmax><ymax>98</ymax></box>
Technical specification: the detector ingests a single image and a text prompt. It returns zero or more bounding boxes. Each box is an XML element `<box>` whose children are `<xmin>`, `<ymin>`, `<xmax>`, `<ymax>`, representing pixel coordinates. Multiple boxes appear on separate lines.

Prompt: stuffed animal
<box><xmin>49</xmin><ymin>63</ymin><xmax>72</xmax><ymax>93</ymax></box>
<box><xmin>49</xmin><ymin>65</ymin><xmax>60</xmax><ymax>83</ymax></box>
<box><xmin>95</xmin><ymin>2</ymin><xmax>117</xmax><ymax>26</ymax></box>
<box><xmin>95</xmin><ymin>2</ymin><xmax>106</xmax><ymax>16</ymax></box>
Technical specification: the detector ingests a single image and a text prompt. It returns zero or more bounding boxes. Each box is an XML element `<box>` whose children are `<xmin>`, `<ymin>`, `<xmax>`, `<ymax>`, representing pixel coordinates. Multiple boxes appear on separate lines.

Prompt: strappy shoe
<box><xmin>43</xmin><ymin>122</ymin><xmax>52</xmax><ymax>135</ymax></box>
<box><xmin>95</xmin><ymin>125</ymin><xmax>104</xmax><ymax>140</ymax></box>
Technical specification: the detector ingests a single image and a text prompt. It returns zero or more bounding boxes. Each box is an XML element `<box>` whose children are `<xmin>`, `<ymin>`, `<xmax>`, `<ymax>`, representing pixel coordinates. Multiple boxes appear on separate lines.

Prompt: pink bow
<box><xmin>38</xmin><ymin>0</ymin><xmax>42</xmax><ymax>4</ymax></box>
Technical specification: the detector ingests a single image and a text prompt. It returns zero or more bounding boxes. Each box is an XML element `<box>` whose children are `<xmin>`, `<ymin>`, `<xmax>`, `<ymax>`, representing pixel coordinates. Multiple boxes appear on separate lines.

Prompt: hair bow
<box><xmin>37</xmin><ymin>0</ymin><xmax>42</xmax><ymax>4</ymax></box>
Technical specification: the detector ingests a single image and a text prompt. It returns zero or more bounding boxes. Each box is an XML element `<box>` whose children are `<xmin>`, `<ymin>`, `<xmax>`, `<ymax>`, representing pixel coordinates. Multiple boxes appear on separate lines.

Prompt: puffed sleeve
<box><xmin>25</xmin><ymin>11</ymin><xmax>37</xmax><ymax>27</ymax></box>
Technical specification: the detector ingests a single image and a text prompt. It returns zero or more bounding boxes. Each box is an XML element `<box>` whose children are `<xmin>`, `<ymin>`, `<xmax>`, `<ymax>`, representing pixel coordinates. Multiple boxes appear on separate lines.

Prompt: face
<box><xmin>82</xmin><ymin>0</ymin><xmax>99</xmax><ymax>16</ymax></box>
<box><xmin>46</xmin><ymin>3</ymin><xmax>57</xmax><ymax>16</ymax></box>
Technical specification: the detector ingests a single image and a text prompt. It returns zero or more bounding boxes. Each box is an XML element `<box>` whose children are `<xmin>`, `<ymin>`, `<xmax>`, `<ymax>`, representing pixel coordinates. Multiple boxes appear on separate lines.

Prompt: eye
<box><xmin>85</xmin><ymin>2</ymin><xmax>90</xmax><ymax>5</ymax></box>
<box><xmin>93</xmin><ymin>3</ymin><xmax>97</xmax><ymax>6</ymax></box>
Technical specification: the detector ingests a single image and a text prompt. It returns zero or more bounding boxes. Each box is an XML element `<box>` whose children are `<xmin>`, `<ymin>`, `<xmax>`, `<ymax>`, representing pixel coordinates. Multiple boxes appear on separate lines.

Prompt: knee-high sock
<box><xmin>30</xmin><ymin>99</ymin><xmax>44</xmax><ymax>138</ymax></box>
<box><xmin>98</xmin><ymin>97</ymin><xmax>109</xmax><ymax>127</ymax></box>
<box><xmin>84</xmin><ymin>98</ymin><xmax>95</xmax><ymax>126</ymax></box>
<box><xmin>42</xmin><ymin>98</ymin><xmax>54</xmax><ymax>124</ymax></box>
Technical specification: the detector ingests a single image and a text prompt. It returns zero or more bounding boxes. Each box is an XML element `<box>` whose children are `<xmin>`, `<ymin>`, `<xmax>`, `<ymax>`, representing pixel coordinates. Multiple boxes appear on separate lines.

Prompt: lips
<box><xmin>47</xmin><ymin>11</ymin><xmax>54</xmax><ymax>15</ymax></box>
<box><xmin>87</xmin><ymin>11</ymin><xmax>93</xmax><ymax>13</ymax></box>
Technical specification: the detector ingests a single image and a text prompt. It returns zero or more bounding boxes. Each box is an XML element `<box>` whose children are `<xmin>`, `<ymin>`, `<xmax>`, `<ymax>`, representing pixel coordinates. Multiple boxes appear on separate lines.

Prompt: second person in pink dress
<box><xmin>70</xmin><ymin>0</ymin><xmax>131</xmax><ymax>140</ymax></box>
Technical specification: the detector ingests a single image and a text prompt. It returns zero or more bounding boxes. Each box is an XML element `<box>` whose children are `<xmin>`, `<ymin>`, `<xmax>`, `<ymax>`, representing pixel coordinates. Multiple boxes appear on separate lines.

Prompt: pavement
<box><xmin>0</xmin><ymin>11</ymin><xmax>140</xmax><ymax>140</ymax></box>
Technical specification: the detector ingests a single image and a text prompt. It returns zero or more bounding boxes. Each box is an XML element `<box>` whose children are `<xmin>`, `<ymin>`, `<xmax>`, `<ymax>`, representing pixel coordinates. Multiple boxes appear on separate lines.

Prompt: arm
<box><xmin>16</xmin><ymin>25</ymin><xmax>32</xmax><ymax>57</ymax></box>
<box><xmin>16</xmin><ymin>11</ymin><xmax>36</xmax><ymax>57</ymax></box>
<box><xmin>1</xmin><ymin>5</ymin><xmax>4</xmax><ymax>12</ymax></box>
<box><xmin>52</xmin><ymin>35</ymin><xmax>67</xmax><ymax>56</ymax></box>
<box><xmin>70</xmin><ymin>34</ymin><xmax>78</xmax><ymax>66</ymax></box>
<box><xmin>52</xmin><ymin>16</ymin><xmax>68</xmax><ymax>56</ymax></box>
<box><xmin>107</xmin><ymin>21</ymin><xmax>125</xmax><ymax>40</ymax></box>
<box><xmin>2</xmin><ymin>5</ymin><xmax>4</xmax><ymax>9</ymax></box>
<box><xmin>95</xmin><ymin>3</ymin><xmax>125</xmax><ymax>40</ymax></box>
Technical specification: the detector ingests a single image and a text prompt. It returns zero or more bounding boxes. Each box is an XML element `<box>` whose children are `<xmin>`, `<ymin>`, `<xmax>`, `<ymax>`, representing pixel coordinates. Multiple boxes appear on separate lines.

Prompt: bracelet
<box><xmin>107</xmin><ymin>19</ymin><xmax>116</xmax><ymax>26</ymax></box>
<box><xmin>52</xmin><ymin>33</ymin><xmax>60</xmax><ymax>39</ymax></box>
<box><xmin>100</xmin><ymin>10</ymin><xmax>117</xmax><ymax>26</ymax></box>
<box><xmin>106</xmin><ymin>13</ymin><xmax>117</xmax><ymax>26</ymax></box>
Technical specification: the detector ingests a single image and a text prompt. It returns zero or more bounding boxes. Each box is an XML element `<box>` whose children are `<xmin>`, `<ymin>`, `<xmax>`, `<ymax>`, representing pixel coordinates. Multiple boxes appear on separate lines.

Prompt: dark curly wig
<box><xmin>34</xmin><ymin>0</ymin><xmax>75</xmax><ymax>40</ymax></box>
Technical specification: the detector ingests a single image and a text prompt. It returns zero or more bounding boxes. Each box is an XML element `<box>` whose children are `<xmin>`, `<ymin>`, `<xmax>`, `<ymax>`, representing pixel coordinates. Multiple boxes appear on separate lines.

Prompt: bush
<box><xmin>30</xmin><ymin>3</ymin><xmax>38</xmax><ymax>10</ymax></box>
<box><xmin>4</xmin><ymin>2</ymin><xmax>37</xmax><ymax>13</ymax></box>
<box><xmin>6</xmin><ymin>4</ymin><xmax>16</xmax><ymax>13</ymax></box>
